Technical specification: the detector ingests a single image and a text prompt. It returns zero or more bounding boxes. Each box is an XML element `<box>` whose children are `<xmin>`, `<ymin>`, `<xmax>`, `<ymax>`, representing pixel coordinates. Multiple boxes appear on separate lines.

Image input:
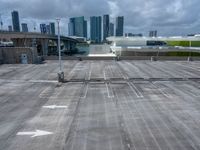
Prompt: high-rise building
<box><xmin>68</xmin><ymin>18</ymin><xmax>75</xmax><ymax>36</ymax></box>
<box><xmin>11</xmin><ymin>11</ymin><xmax>20</xmax><ymax>32</ymax></box>
<box><xmin>50</xmin><ymin>22</ymin><xmax>55</xmax><ymax>35</ymax></box>
<box><xmin>149</xmin><ymin>30</ymin><xmax>157</xmax><ymax>37</ymax></box>
<box><xmin>40</xmin><ymin>24</ymin><xmax>47</xmax><ymax>34</ymax></box>
<box><xmin>68</xmin><ymin>16</ymin><xmax>87</xmax><ymax>38</ymax></box>
<box><xmin>46</xmin><ymin>25</ymin><xmax>50</xmax><ymax>34</ymax></box>
<box><xmin>21</xmin><ymin>23</ymin><xmax>28</xmax><ymax>32</ymax></box>
<box><xmin>84</xmin><ymin>20</ymin><xmax>87</xmax><ymax>38</ymax></box>
<box><xmin>103</xmin><ymin>15</ymin><xmax>110</xmax><ymax>41</ymax></box>
<box><xmin>8</xmin><ymin>25</ymin><xmax>12</xmax><ymax>32</ymax></box>
<box><xmin>109</xmin><ymin>23</ymin><xmax>114</xmax><ymax>37</ymax></box>
<box><xmin>90</xmin><ymin>16</ymin><xmax>102</xmax><ymax>43</ymax></box>
<box><xmin>116</xmin><ymin>16</ymin><xmax>124</xmax><ymax>36</ymax></box>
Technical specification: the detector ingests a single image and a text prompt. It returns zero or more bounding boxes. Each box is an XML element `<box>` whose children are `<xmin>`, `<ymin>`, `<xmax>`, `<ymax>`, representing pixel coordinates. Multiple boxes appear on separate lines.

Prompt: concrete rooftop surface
<box><xmin>0</xmin><ymin>60</ymin><xmax>200</xmax><ymax>150</ymax></box>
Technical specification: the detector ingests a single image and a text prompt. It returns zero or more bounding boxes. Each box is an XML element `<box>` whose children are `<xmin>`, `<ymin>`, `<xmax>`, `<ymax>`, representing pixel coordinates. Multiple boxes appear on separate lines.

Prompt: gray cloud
<box><xmin>0</xmin><ymin>0</ymin><xmax>200</xmax><ymax>36</ymax></box>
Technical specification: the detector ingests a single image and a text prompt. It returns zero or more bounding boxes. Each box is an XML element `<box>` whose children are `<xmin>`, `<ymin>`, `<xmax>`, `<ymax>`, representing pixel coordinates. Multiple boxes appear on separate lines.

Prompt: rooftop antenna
<box><xmin>0</xmin><ymin>14</ymin><xmax>3</xmax><ymax>30</ymax></box>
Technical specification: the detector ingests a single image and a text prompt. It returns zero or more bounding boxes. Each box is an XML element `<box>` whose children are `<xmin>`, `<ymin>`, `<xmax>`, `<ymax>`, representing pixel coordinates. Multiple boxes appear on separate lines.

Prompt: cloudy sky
<box><xmin>0</xmin><ymin>0</ymin><xmax>200</xmax><ymax>36</ymax></box>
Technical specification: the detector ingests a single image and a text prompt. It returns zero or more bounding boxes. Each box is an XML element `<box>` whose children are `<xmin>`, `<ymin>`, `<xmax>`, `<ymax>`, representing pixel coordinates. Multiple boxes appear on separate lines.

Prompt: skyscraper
<box><xmin>149</xmin><ymin>30</ymin><xmax>157</xmax><ymax>37</ymax></box>
<box><xmin>8</xmin><ymin>25</ymin><xmax>12</xmax><ymax>32</ymax></box>
<box><xmin>21</xmin><ymin>23</ymin><xmax>28</xmax><ymax>32</ymax></box>
<box><xmin>109</xmin><ymin>23</ymin><xmax>114</xmax><ymax>37</ymax></box>
<box><xmin>68</xmin><ymin>16</ymin><xmax>87</xmax><ymax>38</ymax></box>
<box><xmin>40</xmin><ymin>24</ymin><xmax>47</xmax><ymax>34</ymax></box>
<box><xmin>116</xmin><ymin>16</ymin><xmax>124</xmax><ymax>36</ymax></box>
<box><xmin>46</xmin><ymin>25</ymin><xmax>50</xmax><ymax>34</ymax></box>
<box><xmin>11</xmin><ymin>11</ymin><xmax>20</xmax><ymax>32</ymax></box>
<box><xmin>84</xmin><ymin>20</ymin><xmax>87</xmax><ymax>38</ymax></box>
<box><xmin>68</xmin><ymin>18</ymin><xmax>75</xmax><ymax>36</ymax></box>
<box><xmin>50</xmin><ymin>22</ymin><xmax>55</xmax><ymax>35</ymax></box>
<box><xmin>90</xmin><ymin>16</ymin><xmax>102</xmax><ymax>43</ymax></box>
<box><xmin>103</xmin><ymin>15</ymin><xmax>110</xmax><ymax>41</ymax></box>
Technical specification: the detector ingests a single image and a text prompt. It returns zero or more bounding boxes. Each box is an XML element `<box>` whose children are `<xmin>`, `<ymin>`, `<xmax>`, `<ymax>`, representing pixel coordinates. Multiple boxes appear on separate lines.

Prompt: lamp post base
<box><xmin>187</xmin><ymin>57</ymin><xmax>193</xmax><ymax>62</ymax></box>
<box><xmin>58</xmin><ymin>72</ymin><xmax>64</xmax><ymax>83</ymax></box>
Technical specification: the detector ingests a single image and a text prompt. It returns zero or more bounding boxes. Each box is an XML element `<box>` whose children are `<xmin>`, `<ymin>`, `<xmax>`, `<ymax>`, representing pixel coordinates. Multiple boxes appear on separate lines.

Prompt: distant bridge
<box><xmin>0</xmin><ymin>31</ymin><xmax>78</xmax><ymax>56</ymax></box>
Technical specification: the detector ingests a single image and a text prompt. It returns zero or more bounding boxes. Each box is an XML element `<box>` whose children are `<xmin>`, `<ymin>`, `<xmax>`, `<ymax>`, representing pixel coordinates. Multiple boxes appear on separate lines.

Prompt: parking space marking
<box><xmin>127</xmin><ymin>82</ymin><xmax>144</xmax><ymax>98</ymax></box>
<box><xmin>81</xmin><ymin>83</ymin><xmax>89</xmax><ymax>99</ymax></box>
<box><xmin>106</xmin><ymin>83</ymin><xmax>114</xmax><ymax>98</ymax></box>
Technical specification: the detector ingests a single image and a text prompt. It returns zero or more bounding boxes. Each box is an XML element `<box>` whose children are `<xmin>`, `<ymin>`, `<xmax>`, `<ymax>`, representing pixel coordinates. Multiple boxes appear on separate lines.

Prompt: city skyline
<box><xmin>3</xmin><ymin>11</ymin><xmax>124</xmax><ymax>40</ymax></box>
<box><xmin>0</xmin><ymin>0</ymin><xmax>200</xmax><ymax>36</ymax></box>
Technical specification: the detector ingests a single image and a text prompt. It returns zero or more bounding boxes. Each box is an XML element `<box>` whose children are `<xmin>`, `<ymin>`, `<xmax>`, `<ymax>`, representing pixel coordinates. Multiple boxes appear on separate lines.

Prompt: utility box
<box><xmin>21</xmin><ymin>54</ymin><xmax>28</xmax><ymax>64</ymax></box>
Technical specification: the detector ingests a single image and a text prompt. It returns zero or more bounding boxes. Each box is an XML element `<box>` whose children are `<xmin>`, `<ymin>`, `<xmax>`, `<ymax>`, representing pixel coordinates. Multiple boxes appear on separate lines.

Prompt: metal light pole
<box><xmin>56</xmin><ymin>18</ymin><xmax>64</xmax><ymax>82</ymax></box>
<box><xmin>188</xmin><ymin>40</ymin><xmax>192</xmax><ymax>62</ymax></box>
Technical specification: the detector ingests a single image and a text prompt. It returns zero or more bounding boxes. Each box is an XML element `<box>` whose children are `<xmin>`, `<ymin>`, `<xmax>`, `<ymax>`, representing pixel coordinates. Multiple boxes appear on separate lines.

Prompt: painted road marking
<box><xmin>151</xmin><ymin>82</ymin><xmax>172</xmax><ymax>98</ymax></box>
<box><xmin>103</xmin><ymin>71</ymin><xmax>107</xmax><ymax>80</ymax></box>
<box><xmin>43</xmin><ymin>105</ymin><xmax>68</xmax><ymax>109</ymax></box>
<box><xmin>88</xmin><ymin>70</ymin><xmax>92</xmax><ymax>80</ymax></box>
<box><xmin>127</xmin><ymin>82</ymin><xmax>144</xmax><ymax>98</ymax></box>
<box><xmin>39</xmin><ymin>87</ymin><xmax>53</xmax><ymax>98</ymax></box>
<box><xmin>17</xmin><ymin>130</ymin><xmax>53</xmax><ymax>138</ymax></box>
<box><xmin>106</xmin><ymin>83</ymin><xmax>114</xmax><ymax>98</ymax></box>
<box><xmin>81</xmin><ymin>83</ymin><xmax>88</xmax><ymax>99</ymax></box>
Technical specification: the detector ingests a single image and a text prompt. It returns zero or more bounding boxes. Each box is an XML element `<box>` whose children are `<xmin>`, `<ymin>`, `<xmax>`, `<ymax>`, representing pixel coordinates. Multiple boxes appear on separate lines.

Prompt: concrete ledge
<box><xmin>45</xmin><ymin>56</ymin><xmax>116</xmax><ymax>60</ymax></box>
<box><xmin>45</xmin><ymin>56</ymin><xmax>200</xmax><ymax>61</ymax></box>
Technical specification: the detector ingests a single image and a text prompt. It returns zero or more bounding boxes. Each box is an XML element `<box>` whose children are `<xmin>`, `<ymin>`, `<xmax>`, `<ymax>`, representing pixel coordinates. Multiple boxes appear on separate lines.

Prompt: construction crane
<box><xmin>0</xmin><ymin>14</ymin><xmax>3</xmax><ymax>30</ymax></box>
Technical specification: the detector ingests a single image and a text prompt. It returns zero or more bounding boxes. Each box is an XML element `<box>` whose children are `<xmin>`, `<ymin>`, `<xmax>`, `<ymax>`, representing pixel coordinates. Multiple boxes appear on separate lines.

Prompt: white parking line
<box><xmin>127</xmin><ymin>82</ymin><xmax>143</xmax><ymax>98</ymax></box>
<box><xmin>106</xmin><ymin>83</ymin><xmax>114</xmax><ymax>98</ymax></box>
<box><xmin>88</xmin><ymin>70</ymin><xmax>92</xmax><ymax>80</ymax></box>
<box><xmin>81</xmin><ymin>84</ymin><xmax>88</xmax><ymax>99</ymax></box>
<box><xmin>151</xmin><ymin>82</ymin><xmax>172</xmax><ymax>98</ymax></box>
<box><xmin>104</xmin><ymin>71</ymin><xmax>107</xmax><ymax>80</ymax></box>
<box><xmin>177</xmin><ymin>63</ymin><xmax>200</xmax><ymax>72</ymax></box>
<box><xmin>39</xmin><ymin>87</ymin><xmax>52</xmax><ymax>98</ymax></box>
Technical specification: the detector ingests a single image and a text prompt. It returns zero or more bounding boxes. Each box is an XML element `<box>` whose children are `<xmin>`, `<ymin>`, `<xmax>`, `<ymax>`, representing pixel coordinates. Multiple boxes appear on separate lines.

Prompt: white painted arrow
<box><xmin>43</xmin><ymin>105</ymin><xmax>68</xmax><ymax>109</ymax></box>
<box><xmin>17</xmin><ymin>130</ymin><xmax>53</xmax><ymax>138</ymax></box>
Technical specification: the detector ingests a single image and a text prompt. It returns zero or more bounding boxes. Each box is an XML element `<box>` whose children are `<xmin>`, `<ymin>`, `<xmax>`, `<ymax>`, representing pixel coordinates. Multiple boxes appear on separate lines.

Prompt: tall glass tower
<box><xmin>11</xmin><ymin>11</ymin><xmax>20</xmax><ymax>32</ymax></box>
<box><xmin>109</xmin><ymin>23</ymin><xmax>114</xmax><ymax>36</ymax></box>
<box><xmin>50</xmin><ymin>23</ymin><xmax>55</xmax><ymax>35</ymax></box>
<box><xmin>90</xmin><ymin>16</ymin><xmax>102</xmax><ymax>43</ymax></box>
<box><xmin>68</xmin><ymin>16</ymin><xmax>87</xmax><ymax>38</ymax></box>
<box><xmin>103</xmin><ymin>15</ymin><xmax>109</xmax><ymax>42</ymax></box>
<box><xmin>21</xmin><ymin>23</ymin><xmax>28</xmax><ymax>32</ymax></box>
<box><xmin>116</xmin><ymin>16</ymin><xmax>124</xmax><ymax>36</ymax></box>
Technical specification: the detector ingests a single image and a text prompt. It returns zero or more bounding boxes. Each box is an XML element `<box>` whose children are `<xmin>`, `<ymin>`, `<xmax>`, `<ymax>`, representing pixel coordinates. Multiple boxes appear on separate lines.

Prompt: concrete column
<box><xmin>68</xmin><ymin>41</ymin><xmax>70</xmax><ymax>51</ymax></box>
<box><xmin>70</xmin><ymin>42</ymin><xmax>72</xmax><ymax>51</ymax></box>
<box><xmin>19</xmin><ymin>39</ymin><xmax>24</xmax><ymax>47</ymax></box>
<box><xmin>41</xmin><ymin>39</ymin><xmax>48</xmax><ymax>56</ymax></box>
<box><xmin>12</xmin><ymin>39</ymin><xmax>17</xmax><ymax>46</ymax></box>
<box><xmin>63</xmin><ymin>41</ymin><xmax>68</xmax><ymax>51</ymax></box>
<box><xmin>15</xmin><ymin>39</ymin><xmax>22</xmax><ymax>47</ymax></box>
<box><xmin>24</xmin><ymin>39</ymin><xmax>31</xmax><ymax>47</ymax></box>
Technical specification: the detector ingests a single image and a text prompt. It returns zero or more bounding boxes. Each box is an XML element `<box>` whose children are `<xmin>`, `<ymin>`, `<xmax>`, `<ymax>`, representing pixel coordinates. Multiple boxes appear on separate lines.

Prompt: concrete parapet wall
<box><xmin>0</xmin><ymin>47</ymin><xmax>38</xmax><ymax>64</ymax></box>
<box><xmin>114</xmin><ymin>48</ymin><xmax>200</xmax><ymax>55</ymax></box>
<box><xmin>45</xmin><ymin>56</ymin><xmax>116</xmax><ymax>60</ymax></box>
<box><xmin>44</xmin><ymin>56</ymin><xmax>200</xmax><ymax>61</ymax></box>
